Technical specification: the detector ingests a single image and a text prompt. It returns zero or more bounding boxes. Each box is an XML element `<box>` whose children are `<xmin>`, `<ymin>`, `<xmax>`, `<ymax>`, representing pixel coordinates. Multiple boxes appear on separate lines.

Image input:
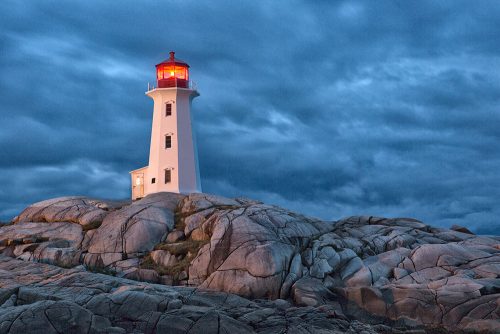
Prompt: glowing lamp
<box><xmin>135</xmin><ymin>177</ymin><xmax>141</xmax><ymax>186</ymax></box>
<box><xmin>155</xmin><ymin>51</ymin><xmax>190</xmax><ymax>88</ymax></box>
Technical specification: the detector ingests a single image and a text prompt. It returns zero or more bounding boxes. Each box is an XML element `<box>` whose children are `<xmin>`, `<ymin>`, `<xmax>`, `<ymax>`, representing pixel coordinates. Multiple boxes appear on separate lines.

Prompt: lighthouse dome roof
<box><xmin>156</xmin><ymin>51</ymin><xmax>190</xmax><ymax>68</ymax></box>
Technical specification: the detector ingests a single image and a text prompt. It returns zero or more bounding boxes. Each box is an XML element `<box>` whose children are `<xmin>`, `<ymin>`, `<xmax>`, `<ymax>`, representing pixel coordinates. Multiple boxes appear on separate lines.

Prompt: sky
<box><xmin>0</xmin><ymin>1</ymin><xmax>499</xmax><ymax>234</ymax></box>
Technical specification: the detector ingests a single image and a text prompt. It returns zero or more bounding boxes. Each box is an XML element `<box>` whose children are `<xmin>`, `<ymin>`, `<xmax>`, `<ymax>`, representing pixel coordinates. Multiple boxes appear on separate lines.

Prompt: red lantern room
<box><xmin>156</xmin><ymin>51</ymin><xmax>190</xmax><ymax>88</ymax></box>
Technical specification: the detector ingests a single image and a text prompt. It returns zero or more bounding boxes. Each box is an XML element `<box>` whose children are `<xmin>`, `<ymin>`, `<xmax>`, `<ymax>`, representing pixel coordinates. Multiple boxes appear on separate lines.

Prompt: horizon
<box><xmin>1</xmin><ymin>1</ymin><xmax>500</xmax><ymax>235</ymax></box>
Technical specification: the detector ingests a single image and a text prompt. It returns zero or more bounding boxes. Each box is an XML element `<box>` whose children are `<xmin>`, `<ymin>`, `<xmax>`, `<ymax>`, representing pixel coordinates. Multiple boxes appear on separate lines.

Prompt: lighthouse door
<box><xmin>132</xmin><ymin>173</ymin><xmax>145</xmax><ymax>200</ymax></box>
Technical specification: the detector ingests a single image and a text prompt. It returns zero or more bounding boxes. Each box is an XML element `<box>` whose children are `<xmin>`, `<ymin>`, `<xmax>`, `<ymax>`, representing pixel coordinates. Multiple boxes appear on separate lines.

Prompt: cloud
<box><xmin>0</xmin><ymin>1</ymin><xmax>499</xmax><ymax>235</ymax></box>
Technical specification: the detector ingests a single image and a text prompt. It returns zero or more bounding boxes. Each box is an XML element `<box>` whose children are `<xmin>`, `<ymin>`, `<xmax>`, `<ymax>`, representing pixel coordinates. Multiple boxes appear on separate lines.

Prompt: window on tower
<box><xmin>151</xmin><ymin>178</ymin><xmax>156</xmax><ymax>184</ymax></box>
<box><xmin>165</xmin><ymin>169</ymin><xmax>171</xmax><ymax>184</ymax></box>
<box><xmin>166</xmin><ymin>103</ymin><xmax>172</xmax><ymax>116</ymax></box>
<box><xmin>165</xmin><ymin>135</ymin><xmax>172</xmax><ymax>149</ymax></box>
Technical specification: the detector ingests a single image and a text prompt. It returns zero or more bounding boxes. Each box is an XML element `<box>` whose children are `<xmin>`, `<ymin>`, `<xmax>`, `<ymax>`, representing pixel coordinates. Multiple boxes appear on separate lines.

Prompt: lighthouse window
<box><xmin>166</xmin><ymin>103</ymin><xmax>172</xmax><ymax>116</ymax></box>
<box><xmin>165</xmin><ymin>135</ymin><xmax>172</xmax><ymax>149</ymax></box>
<box><xmin>164</xmin><ymin>66</ymin><xmax>175</xmax><ymax>78</ymax></box>
<box><xmin>165</xmin><ymin>170</ymin><xmax>171</xmax><ymax>184</ymax></box>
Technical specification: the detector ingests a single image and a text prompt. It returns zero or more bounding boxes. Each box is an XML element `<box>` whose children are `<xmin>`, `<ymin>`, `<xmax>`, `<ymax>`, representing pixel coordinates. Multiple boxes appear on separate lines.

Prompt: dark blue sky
<box><xmin>1</xmin><ymin>1</ymin><xmax>499</xmax><ymax>234</ymax></box>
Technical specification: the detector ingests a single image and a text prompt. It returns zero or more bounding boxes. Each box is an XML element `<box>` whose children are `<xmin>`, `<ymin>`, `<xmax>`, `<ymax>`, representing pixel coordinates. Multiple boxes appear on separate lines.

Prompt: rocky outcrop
<box><xmin>181</xmin><ymin>194</ymin><xmax>331</xmax><ymax>299</ymax></box>
<box><xmin>14</xmin><ymin>196</ymin><xmax>123</xmax><ymax>228</ymax></box>
<box><xmin>1</xmin><ymin>192</ymin><xmax>499</xmax><ymax>333</ymax></box>
<box><xmin>0</xmin><ymin>256</ymin><xmax>380</xmax><ymax>333</ymax></box>
<box><xmin>84</xmin><ymin>193</ymin><xmax>182</xmax><ymax>270</ymax></box>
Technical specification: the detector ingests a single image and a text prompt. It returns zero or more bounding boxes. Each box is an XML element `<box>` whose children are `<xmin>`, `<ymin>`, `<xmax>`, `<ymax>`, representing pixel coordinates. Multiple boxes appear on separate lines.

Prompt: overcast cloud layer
<box><xmin>1</xmin><ymin>1</ymin><xmax>499</xmax><ymax>234</ymax></box>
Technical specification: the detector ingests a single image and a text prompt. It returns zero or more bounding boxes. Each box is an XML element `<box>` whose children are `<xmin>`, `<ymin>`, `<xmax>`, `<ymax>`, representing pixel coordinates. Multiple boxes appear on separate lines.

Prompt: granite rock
<box><xmin>1</xmin><ymin>192</ymin><xmax>499</xmax><ymax>333</ymax></box>
<box><xmin>0</xmin><ymin>256</ymin><xmax>381</xmax><ymax>334</ymax></box>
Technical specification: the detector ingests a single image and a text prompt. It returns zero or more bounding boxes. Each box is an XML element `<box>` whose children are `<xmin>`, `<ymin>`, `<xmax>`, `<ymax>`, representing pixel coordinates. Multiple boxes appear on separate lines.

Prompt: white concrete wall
<box><xmin>142</xmin><ymin>87</ymin><xmax>201</xmax><ymax>194</ymax></box>
<box><xmin>175</xmin><ymin>89</ymin><xmax>201</xmax><ymax>193</ymax></box>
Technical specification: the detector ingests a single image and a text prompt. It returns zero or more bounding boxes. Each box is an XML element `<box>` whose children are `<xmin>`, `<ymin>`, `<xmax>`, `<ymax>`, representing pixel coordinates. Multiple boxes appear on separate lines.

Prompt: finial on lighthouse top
<box><xmin>156</xmin><ymin>51</ymin><xmax>190</xmax><ymax>88</ymax></box>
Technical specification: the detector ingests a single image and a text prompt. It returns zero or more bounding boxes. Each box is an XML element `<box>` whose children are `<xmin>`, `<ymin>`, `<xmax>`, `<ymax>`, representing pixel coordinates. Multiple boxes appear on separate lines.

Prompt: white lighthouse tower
<box><xmin>130</xmin><ymin>51</ymin><xmax>201</xmax><ymax>200</ymax></box>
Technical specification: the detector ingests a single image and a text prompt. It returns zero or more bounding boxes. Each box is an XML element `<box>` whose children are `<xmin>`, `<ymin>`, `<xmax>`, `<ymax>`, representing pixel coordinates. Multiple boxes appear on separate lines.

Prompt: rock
<box><xmin>239</xmin><ymin>307</ymin><xmax>275</xmax><ymax>325</ymax></box>
<box><xmin>451</xmin><ymin>224</ymin><xmax>474</xmax><ymax>234</ymax></box>
<box><xmin>410</xmin><ymin>243</ymin><xmax>490</xmax><ymax>272</ymax></box>
<box><xmin>174</xmin><ymin>270</ymin><xmax>186</xmax><ymax>281</ymax></box>
<box><xmin>0</xmin><ymin>300</ymin><xmax>124</xmax><ymax>333</ymax></box>
<box><xmin>84</xmin><ymin>193</ymin><xmax>181</xmax><ymax>269</ymax></box>
<box><xmin>1</xmin><ymin>255</ymin><xmax>391</xmax><ymax>333</ymax></box>
<box><xmin>186</xmin><ymin>193</ymin><xmax>331</xmax><ymax>299</ymax></box>
<box><xmin>183</xmin><ymin>209</ymin><xmax>214</xmax><ymax>237</ymax></box>
<box><xmin>113</xmin><ymin>258</ymin><xmax>141</xmax><ymax>273</ymax></box>
<box><xmin>190</xmin><ymin>227</ymin><xmax>210</xmax><ymax>241</ymax></box>
<box><xmin>81</xmin><ymin>229</ymin><xmax>95</xmax><ymax>251</ymax></box>
<box><xmin>179</xmin><ymin>193</ymin><xmax>240</xmax><ymax>215</ymax></box>
<box><xmin>0</xmin><ymin>222</ymin><xmax>83</xmax><ymax>248</ymax></box>
<box><xmin>166</xmin><ymin>230</ymin><xmax>185</xmax><ymax>242</ymax></box>
<box><xmin>14</xmin><ymin>196</ymin><xmax>118</xmax><ymax>227</ymax></box>
<box><xmin>1</xmin><ymin>297</ymin><xmax>17</xmax><ymax>310</ymax></box>
<box><xmin>87</xmin><ymin>252</ymin><xmax>123</xmax><ymax>267</ymax></box>
<box><xmin>340</xmin><ymin>257</ymin><xmax>363</xmax><ymax>280</ymax></box>
<box><xmin>151</xmin><ymin>250</ymin><xmax>178</xmax><ymax>267</ymax></box>
<box><xmin>272</xmin><ymin>298</ymin><xmax>291</xmax><ymax>310</ymax></box>
<box><xmin>320</xmin><ymin>246</ymin><xmax>341</xmax><ymax>270</ymax></box>
<box><xmin>123</xmin><ymin>268</ymin><xmax>160</xmax><ymax>283</ymax></box>
<box><xmin>310</xmin><ymin>258</ymin><xmax>333</xmax><ymax>279</ymax></box>
<box><xmin>291</xmin><ymin>277</ymin><xmax>336</xmax><ymax>306</ymax></box>
<box><xmin>160</xmin><ymin>275</ymin><xmax>174</xmax><ymax>285</ymax></box>
<box><xmin>34</xmin><ymin>242</ymin><xmax>82</xmax><ymax>268</ymax></box>
<box><xmin>302</xmin><ymin>248</ymin><xmax>313</xmax><ymax>267</ymax></box>
<box><xmin>155</xmin><ymin>313</ymin><xmax>194</xmax><ymax>333</ymax></box>
<box><xmin>1</xmin><ymin>193</ymin><xmax>499</xmax><ymax>333</ymax></box>
<box><xmin>13</xmin><ymin>243</ymin><xmax>38</xmax><ymax>257</ymax></box>
<box><xmin>347</xmin><ymin>248</ymin><xmax>411</xmax><ymax>286</ymax></box>
<box><xmin>279</xmin><ymin>253</ymin><xmax>302</xmax><ymax>299</ymax></box>
<box><xmin>392</xmin><ymin>267</ymin><xmax>409</xmax><ymax>280</ymax></box>
<box><xmin>337</xmin><ymin>248</ymin><xmax>358</xmax><ymax>266</ymax></box>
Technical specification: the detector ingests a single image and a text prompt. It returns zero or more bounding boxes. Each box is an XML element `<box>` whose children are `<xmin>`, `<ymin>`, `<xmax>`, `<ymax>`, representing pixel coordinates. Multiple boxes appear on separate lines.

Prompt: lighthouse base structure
<box><xmin>130</xmin><ymin>87</ymin><xmax>201</xmax><ymax>200</ymax></box>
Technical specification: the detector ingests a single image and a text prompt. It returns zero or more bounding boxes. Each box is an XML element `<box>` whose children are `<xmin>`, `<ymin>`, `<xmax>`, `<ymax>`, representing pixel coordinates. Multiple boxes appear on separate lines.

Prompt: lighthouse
<box><xmin>130</xmin><ymin>51</ymin><xmax>201</xmax><ymax>200</ymax></box>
